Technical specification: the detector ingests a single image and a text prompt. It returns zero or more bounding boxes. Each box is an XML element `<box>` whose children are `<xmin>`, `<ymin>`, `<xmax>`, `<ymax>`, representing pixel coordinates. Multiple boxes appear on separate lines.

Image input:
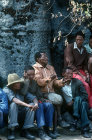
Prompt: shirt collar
<box><xmin>66</xmin><ymin>81</ymin><xmax>71</xmax><ymax>86</ymax></box>
<box><xmin>74</xmin><ymin>42</ymin><xmax>84</xmax><ymax>54</ymax></box>
<box><xmin>35</xmin><ymin>62</ymin><xmax>50</xmax><ymax>69</ymax></box>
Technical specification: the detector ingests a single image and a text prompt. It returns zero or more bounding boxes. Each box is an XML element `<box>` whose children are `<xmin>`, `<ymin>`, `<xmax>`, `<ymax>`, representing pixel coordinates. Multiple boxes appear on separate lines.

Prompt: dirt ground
<box><xmin>0</xmin><ymin>127</ymin><xmax>92</xmax><ymax>140</ymax></box>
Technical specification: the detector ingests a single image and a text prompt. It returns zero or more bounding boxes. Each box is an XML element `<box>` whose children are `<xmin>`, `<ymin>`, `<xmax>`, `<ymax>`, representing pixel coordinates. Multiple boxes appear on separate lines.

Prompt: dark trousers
<box><xmin>73</xmin><ymin>96</ymin><xmax>89</xmax><ymax>128</ymax></box>
<box><xmin>0</xmin><ymin>109</ymin><xmax>8</xmax><ymax>128</ymax></box>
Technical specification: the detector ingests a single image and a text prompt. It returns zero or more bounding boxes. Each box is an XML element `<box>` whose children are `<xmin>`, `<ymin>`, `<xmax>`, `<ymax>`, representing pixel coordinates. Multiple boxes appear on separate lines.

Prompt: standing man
<box><xmin>3</xmin><ymin>73</ymin><xmax>38</xmax><ymax>140</ymax></box>
<box><xmin>64</xmin><ymin>31</ymin><xmax>92</xmax><ymax>108</ymax></box>
<box><xmin>62</xmin><ymin>67</ymin><xmax>90</xmax><ymax>138</ymax></box>
<box><xmin>85</xmin><ymin>36</ymin><xmax>92</xmax><ymax>108</ymax></box>
<box><xmin>33</xmin><ymin>51</ymin><xmax>69</xmax><ymax>135</ymax></box>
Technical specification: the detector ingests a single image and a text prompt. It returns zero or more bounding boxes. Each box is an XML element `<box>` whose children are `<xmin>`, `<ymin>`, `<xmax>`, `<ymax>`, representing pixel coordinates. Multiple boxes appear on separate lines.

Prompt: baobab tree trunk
<box><xmin>0</xmin><ymin>0</ymin><xmax>51</xmax><ymax>86</ymax></box>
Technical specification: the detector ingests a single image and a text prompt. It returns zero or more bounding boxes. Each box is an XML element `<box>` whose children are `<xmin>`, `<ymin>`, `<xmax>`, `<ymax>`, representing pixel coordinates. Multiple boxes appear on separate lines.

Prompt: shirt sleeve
<box><xmin>64</xmin><ymin>44</ymin><xmax>77</xmax><ymax>71</ymax></box>
<box><xmin>3</xmin><ymin>87</ymin><xmax>15</xmax><ymax>102</ymax></box>
<box><xmin>78</xmin><ymin>80</ymin><xmax>88</xmax><ymax>101</ymax></box>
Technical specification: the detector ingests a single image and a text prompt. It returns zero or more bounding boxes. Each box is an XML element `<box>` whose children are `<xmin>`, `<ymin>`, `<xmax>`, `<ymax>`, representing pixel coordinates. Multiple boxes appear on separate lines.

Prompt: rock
<box><xmin>0</xmin><ymin>12</ymin><xmax>14</xmax><ymax>27</ymax></box>
<box><xmin>0</xmin><ymin>0</ymin><xmax>13</xmax><ymax>8</ymax></box>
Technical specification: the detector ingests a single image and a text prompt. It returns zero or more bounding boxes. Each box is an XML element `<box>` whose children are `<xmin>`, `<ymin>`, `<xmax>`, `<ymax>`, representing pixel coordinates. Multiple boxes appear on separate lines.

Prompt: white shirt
<box><xmin>62</xmin><ymin>82</ymin><xmax>73</xmax><ymax>103</ymax></box>
<box><xmin>74</xmin><ymin>42</ymin><xmax>84</xmax><ymax>54</ymax></box>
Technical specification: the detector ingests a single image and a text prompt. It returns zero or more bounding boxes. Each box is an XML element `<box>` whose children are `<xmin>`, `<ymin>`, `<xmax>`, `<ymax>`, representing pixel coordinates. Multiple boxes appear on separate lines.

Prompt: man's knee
<box><xmin>44</xmin><ymin>102</ymin><xmax>54</xmax><ymax>111</ymax></box>
<box><xmin>75</xmin><ymin>96</ymin><xmax>82</xmax><ymax>102</ymax></box>
<box><xmin>48</xmin><ymin>93</ymin><xmax>63</xmax><ymax>105</ymax></box>
<box><xmin>81</xmin><ymin>101</ymin><xmax>88</xmax><ymax>107</ymax></box>
<box><xmin>37</xmin><ymin>103</ymin><xmax>44</xmax><ymax>111</ymax></box>
<box><xmin>10</xmin><ymin>102</ymin><xmax>17</xmax><ymax>110</ymax></box>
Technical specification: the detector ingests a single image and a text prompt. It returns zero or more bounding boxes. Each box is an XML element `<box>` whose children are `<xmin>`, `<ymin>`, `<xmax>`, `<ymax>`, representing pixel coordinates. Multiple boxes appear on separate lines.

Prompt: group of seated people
<box><xmin>0</xmin><ymin>31</ymin><xmax>92</xmax><ymax>140</ymax></box>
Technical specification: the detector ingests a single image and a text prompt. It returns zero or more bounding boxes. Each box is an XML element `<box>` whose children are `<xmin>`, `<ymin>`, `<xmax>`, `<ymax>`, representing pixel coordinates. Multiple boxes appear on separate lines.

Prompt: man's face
<box><xmin>12</xmin><ymin>82</ymin><xmax>21</xmax><ymax>90</ymax></box>
<box><xmin>89</xmin><ymin>38</ymin><xmax>92</xmax><ymax>48</ymax></box>
<box><xmin>27</xmin><ymin>70</ymin><xmax>35</xmax><ymax>81</ymax></box>
<box><xmin>63</xmin><ymin>69</ymin><xmax>73</xmax><ymax>81</ymax></box>
<box><xmin>38</xmin><ymin>53</ymin><xmax>48</xmax><ymax>65</ymax></box>
<box><xmin>76</xmin><ymin>35</ymin><xmax>84</xmax><ymax>48</ymax></box>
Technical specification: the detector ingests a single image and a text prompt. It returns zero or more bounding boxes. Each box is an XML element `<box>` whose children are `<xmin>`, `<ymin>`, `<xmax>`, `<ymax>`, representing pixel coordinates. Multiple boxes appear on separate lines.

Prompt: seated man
<box><xmin>23</xmin><ymin>65</ymin><xmax>55</xmax><ymax>140</ymax></box>
<box><xmin>33</xmin><ymin>51</ymin><xmax>70</xmax><ymax>135</ymax></box>
<box><xmin>61</xmin><ymin>67</ymin><xmax>90</xmax><ymax>138</ymax></box>
<box><xmin>64</xmin><ymin>31</ymin><xmax>92</xmax><ymax>108</ymax></box>
<box><xmin>0</xmin><ymin>88</ymin><xmax>8</xmax><ymax>128</ymax></box>
<box><xmin>3</xmin><ymin>73</ymin><xmax>38</xmax><ymax>140</ymax></box>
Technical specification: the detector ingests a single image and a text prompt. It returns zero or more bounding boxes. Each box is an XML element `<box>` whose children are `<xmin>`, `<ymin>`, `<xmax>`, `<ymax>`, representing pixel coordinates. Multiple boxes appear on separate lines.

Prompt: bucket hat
<box><xmin>7</xmin><ymin>73</ymin><xmax>24</xmax><ymax>86</ymax></box>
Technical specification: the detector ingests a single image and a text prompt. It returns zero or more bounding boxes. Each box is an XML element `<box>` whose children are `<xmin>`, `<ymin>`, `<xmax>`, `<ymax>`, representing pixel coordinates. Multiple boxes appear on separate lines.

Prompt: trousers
<box><xmin>8</xmin><ymin>102</ymin><xmax>35</xmax><ymax>129</ymax></box>
<box><xmin>73</xmin><ymin>96</ymin><xmax>89</xmax><ymax>128</ymax></box>
<box><xmin>35</xmin><ymin>102</ymin><xmax>54</xmax><ymax>128</ymax></box>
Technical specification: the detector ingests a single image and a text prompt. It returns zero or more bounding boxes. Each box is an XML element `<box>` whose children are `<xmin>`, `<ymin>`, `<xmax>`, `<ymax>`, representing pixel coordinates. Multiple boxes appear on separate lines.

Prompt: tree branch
<box><xmin>62</xmin><ymin>23</ymin><xmax>77</xmax><ymax>38</ymax></box>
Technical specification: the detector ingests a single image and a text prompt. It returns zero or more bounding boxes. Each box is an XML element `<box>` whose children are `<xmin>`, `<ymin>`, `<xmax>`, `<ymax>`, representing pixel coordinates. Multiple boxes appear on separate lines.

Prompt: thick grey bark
<box><xmin>0</xmin><ymin>0</ymin><xmax>51</xmax><ymax>85</ymax></box>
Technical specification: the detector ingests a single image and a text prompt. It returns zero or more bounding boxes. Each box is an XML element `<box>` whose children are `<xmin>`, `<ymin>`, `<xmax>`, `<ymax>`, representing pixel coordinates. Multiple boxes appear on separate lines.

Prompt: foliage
<box><xmin>47</xmin><ymin>0</ymin><xmax>92</xmax><ymax>43</ymax></box>
<box><xmin>70</xmin><ymin>0</ymin><xmax>92</xmax><ymax>26</ymax></box>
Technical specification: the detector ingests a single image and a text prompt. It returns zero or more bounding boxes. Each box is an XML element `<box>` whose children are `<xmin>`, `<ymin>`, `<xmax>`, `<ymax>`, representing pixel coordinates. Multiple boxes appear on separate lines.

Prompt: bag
<box><xmin>48</xmin><ymin>93</ymin><xmax>63</xmax><ymax>105</ymax></box>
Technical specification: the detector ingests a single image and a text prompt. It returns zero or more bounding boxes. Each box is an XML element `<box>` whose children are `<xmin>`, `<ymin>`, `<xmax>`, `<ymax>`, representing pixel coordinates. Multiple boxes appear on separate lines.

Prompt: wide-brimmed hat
<box><xmin>7</xmin><ymin>73</ymin><xmax>24</xmax><ymax>86</ymax></box>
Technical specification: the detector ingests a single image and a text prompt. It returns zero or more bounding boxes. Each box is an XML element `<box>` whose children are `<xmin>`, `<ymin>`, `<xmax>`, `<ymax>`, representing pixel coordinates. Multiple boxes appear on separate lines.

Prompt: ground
<box><xmin>0</xmin><ymin>127</ymin><xmax>92</xmax><ymax>140</ymax></box>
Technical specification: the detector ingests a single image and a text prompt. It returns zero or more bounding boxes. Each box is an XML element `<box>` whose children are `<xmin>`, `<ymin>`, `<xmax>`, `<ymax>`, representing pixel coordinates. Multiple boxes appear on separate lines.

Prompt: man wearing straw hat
<box><xmin>3</xmin><ymin>73</ymin><xmax>38</xmax><ymax>140</ymax></box>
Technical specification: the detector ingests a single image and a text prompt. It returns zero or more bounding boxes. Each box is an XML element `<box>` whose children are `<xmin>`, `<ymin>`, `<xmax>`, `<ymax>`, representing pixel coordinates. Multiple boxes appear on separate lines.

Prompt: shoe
<box><xmin>20</xmin><ymin>129</ymin><xmax>35</xmax><ymax>140</ymax></box>
<box><xmin>44</xmin><ymin>126</ymin><xmax>56</xmax><ymax>139</ymax></box>
<box><xmin>8</xmin><ymin>129</ymin><xmax>15</xmax><ymax>140</ymax></box>
<box><xmin>76</xmin><ymin>120</ymin><xmax>81</xmax><ymax>129</ymax></box>
<box><xmin>59</xmin><ymin>120</ymin><xmax>70</xmax><ymax>128</ymax></box>
<box><xmin>39</xmin><ymin>128</ymin><xmax>52</xmax><ymax>140</ymax></box>
<box><xmin>53</xmin><ymin>130</ymin><xmax>60</xmax><ymax>137</ymax></box>
<box><xmin>47</xmin><ymin>130</ymin><xmax>56</xmax><ymax>139</ymax></box>
<box><xmin>89</xmin><ymin>123</ymin><xmax>92</xmax><ymax>132</ymax></box>
<box><xmin>69</xmin><ymin>125</ymin><xmax>76</xmax><ymax>132</ymax></box>
<box><xmin>81</xmin><ymin>126</ymin><xmax>91</xmax><ymax>138</ymax></box>
<box><xmin>82</xmin><ymin>131</ymin><xmax>91</xmax><ymax>138</ymax></box>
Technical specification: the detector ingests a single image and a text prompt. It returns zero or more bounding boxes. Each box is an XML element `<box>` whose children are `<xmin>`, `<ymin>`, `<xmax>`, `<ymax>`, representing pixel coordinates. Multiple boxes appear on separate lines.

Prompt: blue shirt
<box><xmin>84</xmin><ymin>44</ymin><xmax>92</xmax><ymax>54</ymax></box>
<box><xmin>0</xmin><ymin>88</ymin><xmax>8</xmax><ymax>114</ymax></box>
<box><xmin>3</xmin><ymin>86</ymin><xmax>36</xmax><ymax>104</ymax></box>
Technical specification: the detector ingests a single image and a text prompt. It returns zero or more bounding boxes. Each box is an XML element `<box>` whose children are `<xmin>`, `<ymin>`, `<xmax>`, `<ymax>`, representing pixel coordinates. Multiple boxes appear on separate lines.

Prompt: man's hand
<box><xmin>78</xmin><ymin>71</ymin><xmax>90</xmax><ymax>83</ymax></box>
<box><xmin>28</xmin><ymin>104</ymin><xmax>34</xmax><ymax>109</ymax></box>
<box><xmin>45</xmin><ymin>78</ymin><xmax>51</xmax><ymax>83</ymax></box>
<box><xmin>86</xmin><ymin>73</ymin><xmax>90</xmax><ymax>83</ymax></box>
<box><xmin>82</xmin><ymin>75</ymin><xmax>86</xmax><ymax>81</ymax></box>
<box><xmin>58</xmin><ymin>79</ymin><xmax>66</xmax><ymax>87</ymax></box>
<box><xmin>33</xmin><ymin>104</ymin><xmax>39</xmax><ymax>111</ymax></box>
<box><xmin>82</xmin><ymin>75</ymin><xmax>90</xmax><ymax>83</ymax></box>
<box><xmin>45</xmin><ymin>99</ymin><xmax>52</xmax><ymax>103</ymax></box>
<box><xmin>28</xmin><ymin>104</ymin><xmax>38</xmax><ymax>111</ymax></box>
<box><xmin>67</xmin><ymin>100</ymin><xmax>73</xmax><ymax>106</ymax></box>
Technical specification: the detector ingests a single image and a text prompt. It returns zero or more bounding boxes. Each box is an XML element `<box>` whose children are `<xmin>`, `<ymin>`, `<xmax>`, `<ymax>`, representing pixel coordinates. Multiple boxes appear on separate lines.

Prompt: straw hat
<box><xmin>7</xmin><ymin>73</ymin><xmax>24</xmax><ymax>86</ymax></box>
